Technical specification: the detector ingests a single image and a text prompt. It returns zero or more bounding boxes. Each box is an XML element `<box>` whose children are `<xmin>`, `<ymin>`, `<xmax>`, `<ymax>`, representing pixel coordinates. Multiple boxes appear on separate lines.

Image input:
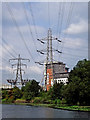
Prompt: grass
<box><xmin>14</xmin><ymin>102</ymin><xmax>90</xmax><ymax>112</ymax></box>
<box><xmin>55</xmin><ymin>105</ymin><xmax>90</xmax><ymax>112</ymax></box>
<box><xmin>2</xmin><ymin>98</ymin><xmax>90</xmax><ymax>112</ymax></box>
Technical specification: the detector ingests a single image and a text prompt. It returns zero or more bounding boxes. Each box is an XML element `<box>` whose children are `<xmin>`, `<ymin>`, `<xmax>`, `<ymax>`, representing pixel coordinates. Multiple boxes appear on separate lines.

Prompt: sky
<box><xmin>0</xmin><ymin>1</ymin><xmax>88</xmax><ymax>85</ymax></box>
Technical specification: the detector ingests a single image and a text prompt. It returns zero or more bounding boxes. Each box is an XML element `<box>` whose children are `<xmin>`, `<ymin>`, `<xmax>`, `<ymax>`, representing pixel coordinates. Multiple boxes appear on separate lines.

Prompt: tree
<box><xmin>23</xmin><ymin>80</ymin><xmax>40</xmax><ymax>101</ymax></box>
<box><xmin>12</xmin><ymin>86</ymin><xmax>22</xmax><ymax>100</ymax></box>
<box><xmin>2</xmin><ymin>90</ymin><xmax>8</xmax><ymax>99</ymax></box>
<box><xmin>48</xmin><ymin>82</ymin><xmax>64</xmax><ymax>100</ymax></box>
<box><xmin>63</xmin><ymin>59</ymin><xmax>90</xmax><ymax>105</ymax></box>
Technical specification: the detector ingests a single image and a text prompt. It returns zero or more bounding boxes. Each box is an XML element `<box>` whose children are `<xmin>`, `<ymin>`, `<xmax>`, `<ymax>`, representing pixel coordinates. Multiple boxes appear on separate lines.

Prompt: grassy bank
<box><xmin>10</xmin><ymin>101</ymin><xmax>90</xmax><ymax>112</ymax></box>
<box><xmin>2</xmin><ymin>98</ymin><xmax>90</xmax><ymax>112</ymax></box>
<box><xmin>2</xmin><ymin>97</ymin><xmax>90</xmax><ymax>112</ymax></box>
<box><xmin>26</xmin><ymin>103</ymin><xmax>90</xmax><ymax>112</ymax></box>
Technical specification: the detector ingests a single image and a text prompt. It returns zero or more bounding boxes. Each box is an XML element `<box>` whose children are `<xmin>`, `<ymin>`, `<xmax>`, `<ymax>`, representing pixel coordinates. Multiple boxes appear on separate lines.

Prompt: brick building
<box><xmin>45</xmin><ymin>61</ymin><xmax>69</xmax><ymax>91</ymax></box>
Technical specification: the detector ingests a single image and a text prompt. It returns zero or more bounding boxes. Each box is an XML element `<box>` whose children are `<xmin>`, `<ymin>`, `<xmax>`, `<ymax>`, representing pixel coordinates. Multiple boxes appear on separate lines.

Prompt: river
<box><xmin>1</xmin><ymin>104</ymin><xmax>90</xmax><ymax>118</ymax></box>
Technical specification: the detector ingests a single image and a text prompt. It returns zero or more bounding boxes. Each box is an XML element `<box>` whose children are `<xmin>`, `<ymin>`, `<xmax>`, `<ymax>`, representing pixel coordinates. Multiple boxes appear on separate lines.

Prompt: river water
<box><xmin>1</xmin><ymin>104</ymin><xmax>90</xmax><ymax>118</ymax></box>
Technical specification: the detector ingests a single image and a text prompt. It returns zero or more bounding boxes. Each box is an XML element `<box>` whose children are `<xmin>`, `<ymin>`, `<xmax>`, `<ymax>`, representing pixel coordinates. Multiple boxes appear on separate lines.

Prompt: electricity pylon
<box><xmin>7</xmin><ymin>54</ymin><xmax>30</xmax><ymax>86</ymax></box>
<box><xmin>36</xmin><ymin>28</ymin><xmax>62</xmax><ymax>89</ymax></box>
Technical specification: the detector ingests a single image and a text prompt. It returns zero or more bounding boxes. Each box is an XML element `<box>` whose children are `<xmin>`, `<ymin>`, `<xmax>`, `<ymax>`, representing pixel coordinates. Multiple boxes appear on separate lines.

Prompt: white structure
<box><xmin>0</xmin><ymin>84</ymin><xmax>12</xmax><ymax>89</ymax></box>
<box><xmin>54</xmin><ymin>78</ymin><xmax>68</xmax><ymax>85</ymax></box>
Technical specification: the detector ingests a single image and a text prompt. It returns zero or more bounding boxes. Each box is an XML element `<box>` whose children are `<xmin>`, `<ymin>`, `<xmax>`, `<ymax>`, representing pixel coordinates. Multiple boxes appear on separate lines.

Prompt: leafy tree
<box><xmin>23</xmin><ymin>80</ymin><xmax>40</xmax><ymax>101</ymax></box>
<box><xmin>63</xmin><ymin>59</ymin><xmax>90</xmax><ymax>105</ymax></box>
<box><xmin>48</xmin><ymin>82</ymin><xmax>64</xmax><ymax>100</ymax></box>
<box><xmin>12</xmin><ymin>86</ymin><xmax>22</xmax><ymax>100</ymax></box>
<box><xmin>2</xmin><ymin>90</ymin><xmax>8</xmax><ymax>99</ymax></box>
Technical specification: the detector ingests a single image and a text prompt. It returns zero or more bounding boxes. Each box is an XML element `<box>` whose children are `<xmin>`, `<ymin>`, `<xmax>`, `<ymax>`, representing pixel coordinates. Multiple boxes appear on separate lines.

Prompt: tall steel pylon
<box><xmin>36</xmin><ymin>28</ymin><xmax>62</xmax><ymax>89</ymax></box>
<box><xmin>7</xmin><ymin>54</ymin><xmax>30</xmax><ymax>86</ymax></box>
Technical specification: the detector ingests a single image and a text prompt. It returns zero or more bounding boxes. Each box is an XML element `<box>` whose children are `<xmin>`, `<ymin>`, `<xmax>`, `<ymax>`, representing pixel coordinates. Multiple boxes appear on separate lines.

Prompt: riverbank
<box><xmin>13</xmin><ymin>102</ymin><xmax>90</xmax><ymax>112</ymax></box>
<box><xmin>2</xmin><ymin>98</ymin><xmax>90</xmax><ymax>112</ymax></box>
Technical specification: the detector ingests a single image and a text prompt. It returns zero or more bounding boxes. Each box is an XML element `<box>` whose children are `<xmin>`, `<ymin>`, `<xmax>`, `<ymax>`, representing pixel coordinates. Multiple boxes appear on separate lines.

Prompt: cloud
<box><xmin>0</xmin><ymin>65</ymin><xmax>11</xmax><ymax>72</ymax></box>
<box><xmin>63</xmin><ymin>19</ymin><xmax>88</xmax><ymax>34</ymax></box>
<box><xmin>2</xmin><ymin>23</ymin><xmax>47</xmax><ymax>62</ymax></box>
<box><xmin>2</xmin><ymin>44</ymin><xmax>13</xmax><ymax>57</ymax></box>
<box><xmin>0</xmin><ymin>45</ymin><xmax>2</xmax><ymax>58</ymax></box>
<box><xmin>28</xmin><ymin>65</ymin><xmax>42</xmax><ymax>74</ymax></box>
<box><xmin>63</xmin><ymin>37</ymin><xmax>87</xmax><ymax>49</ymax></box>
<box><xmin>2</xmin><ymin>3</ymin><xmax>26</xmax><ymax>23</ymax></box>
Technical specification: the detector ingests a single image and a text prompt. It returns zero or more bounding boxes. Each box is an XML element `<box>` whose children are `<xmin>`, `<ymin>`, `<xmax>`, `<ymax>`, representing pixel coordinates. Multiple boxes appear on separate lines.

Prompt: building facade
<box><xmin>45</xmin><ymin>61</ymin><xmax>69</xmax><ymax>91</ymax></box>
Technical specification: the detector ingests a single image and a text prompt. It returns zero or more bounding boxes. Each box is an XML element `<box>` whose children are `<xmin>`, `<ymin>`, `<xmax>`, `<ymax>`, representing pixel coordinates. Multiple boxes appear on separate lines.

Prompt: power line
<box><xmin>60</xmin><ymin>2</ymin><xmax>75</xmax><ymax>50</ymax></box>
<box><xmin>58</xmin><ymin>2</ymin><xmax>66</xmax><ymax>38</ymax></box>
<box><xmin>62</xmin><ymin>46</ymin><xmax>88</xmax><ymax>52</ymax></box>
<box><xmin>57</xmin><ymin>2</ymin><xmax>62</xmax><ymax>37</ymax></box>
<box><xmin>5</xmin><ymin>3</ymin><xmax>37</xmax><ymax>65</ymax></box>
<box><xmin>2</xmin><ymin>44</ymin><xmax>16</xmax><ymax>58</ymax></box>
<box><xmin>28</xmin><ymin>2</ymin><xmax>38</xmax><ymax>39</ymax></box>
<box><xmin>65</xmin><ymin>2</ymin><xmax>74</xmax><ymax>29</ymax></box>
<box><xmin>1</xmin><ymin>37</ymin><xmax>17</xmax><ymax>56</ymax></box>
<box><xmin>22</xmin><ymin>2</ymin><xmax>38</xmax><ymax>50</ymax></box>
<box><xmin>57</xmin><ymin>2</ymin><xmax>75</xmax><ymax>60</ymax></box>
<box><xmin>56</xmin><ymin>2</ymin><xmax>66</xmax><ymax>59</ymax></box>
<box><xmin>2</xmin><ymin>57</ymin><xmax>10</xmax><ymax>65</ymax></box>
<box><xmin>62</xmin><ymin>52</ymin><xmax>87</xmax><ymax>58</ymax></box>
<box><xmin>0</xmin><ymin>37</ymin><xmax>17</xmax><ymax>60</ymax></box>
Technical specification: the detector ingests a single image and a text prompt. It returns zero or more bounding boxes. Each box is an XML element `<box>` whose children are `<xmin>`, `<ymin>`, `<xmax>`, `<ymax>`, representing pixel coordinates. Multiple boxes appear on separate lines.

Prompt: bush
<box><xmin>12</xmin><ymin>86</ymin><xmax>22</xmax><ymax>100</ymax></box>
<box><xmin>2</xmin><ymin>98</ymin><xmax>7</xmax><ymax>103</ymax></box>
<box><xmin>2</xmin><ymin>90</ymin><xmax>8</xmax><ymax>99</ymax></box>
<box><xmin>7</xmin><ymin>96</ymin><xmax>14</xmax><ymax>103</ymax></box>
<box><xmin>60</xmin><ymin>98</ymin><xmax>66</xmax><ymax>104</ymax></box>
<box><xmin>33</xmin><ymin>97</ymin><xmax>42</xmax><ymax>103</ymax></box>
<box><xmin>57</xmin><ymin>99</ymin><xmax>61</xmax><ymax>104</ymax></box>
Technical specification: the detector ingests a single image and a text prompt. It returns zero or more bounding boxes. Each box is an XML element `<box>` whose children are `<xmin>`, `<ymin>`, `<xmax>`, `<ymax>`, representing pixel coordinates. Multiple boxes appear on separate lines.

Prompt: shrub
<box><xmin>57</xmin><ymin>99</ymin><xmax>61</xmax><ymax>104</ymax></box>
<box><xmin>33</xmin><ymin>97</ymin><xmax>42</xmax><ymax>103</ymax></box>
<box><xmin>7</xmin><ymin>96</ymin><xmax>14</xmax><ymax>103</ymax></box>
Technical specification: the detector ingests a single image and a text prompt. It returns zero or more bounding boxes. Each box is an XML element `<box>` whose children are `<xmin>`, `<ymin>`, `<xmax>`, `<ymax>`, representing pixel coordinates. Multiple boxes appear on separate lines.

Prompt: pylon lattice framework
<box><xmin>36</xmin><ymin>28</ymin><xmax>62</xmax><ymax>89</ymax></box>
<box><xmin>7</xmin><ymin>54</ymin><xmax>30</xmax><ymax>86</ymax></box>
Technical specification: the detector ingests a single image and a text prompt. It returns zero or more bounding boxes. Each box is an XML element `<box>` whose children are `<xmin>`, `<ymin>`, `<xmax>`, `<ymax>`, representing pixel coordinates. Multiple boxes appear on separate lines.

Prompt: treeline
<box><xmin>2</xmin><ymin>59</ymin><xmax>90</xmax><ymax>106</ymax></box>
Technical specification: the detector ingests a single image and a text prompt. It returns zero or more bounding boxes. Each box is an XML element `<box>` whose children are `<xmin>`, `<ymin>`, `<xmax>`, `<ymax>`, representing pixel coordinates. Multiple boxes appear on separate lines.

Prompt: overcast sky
<box><xmin>0</xmin><ymin>1</ymin><xmax>88</xmax><ymax>84</ymax></box>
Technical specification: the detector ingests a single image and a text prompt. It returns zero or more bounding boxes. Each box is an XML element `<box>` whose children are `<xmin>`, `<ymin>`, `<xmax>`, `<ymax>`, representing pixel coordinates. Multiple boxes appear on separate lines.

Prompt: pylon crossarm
<box><xmin>9</xmin><ymin>58</ymin><xmax>18</xmax><ymax>62</ymax></box>
<box><xmin>21</xmin><ymin>58</ymin><xmax>30</xmax><ymax>62</ymax></box>
<box><xmin>12</xmin><ymin>64</ymin><xmax>17</xmax><ymax>68</ymax></box>
<box><xmin>37</xmin><ymin>37</ymin><xmax>48</xmax><ymax>41</ymax></box>
<box><xmin>55</xmin><ymin>50</ymin><xmax>62</xmax><ymax>54</ymax></box>
<box><xmin>35</xmin><ymin>62</ymin><xmax>43</xmax><ymax>65</ymax></box>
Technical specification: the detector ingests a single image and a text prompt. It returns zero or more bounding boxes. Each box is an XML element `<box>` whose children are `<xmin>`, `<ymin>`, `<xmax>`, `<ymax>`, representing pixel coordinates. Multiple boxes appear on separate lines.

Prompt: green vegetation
<box><xmin>1</xmin><ymin>59</ymin><xmax>90</xmax><ymax>111</ymax></box>
<box><xmin>2</xmin><ymin>80</ymin><xmax>40</xmax><ymax>103</ymax></box>
<box><xmin>63</xmin><ymin>59</ymin><xmax>90</xmax><ymax>105</ymax></box>
<box><xmin>2</xmin><ymin>86</ymin><xmax>22</xmax><ymax>103</ymax></box>
<box><xmin>21</xmin><ymin>80</ymin><xmax>41</xmax><ymax>101</ymax></box>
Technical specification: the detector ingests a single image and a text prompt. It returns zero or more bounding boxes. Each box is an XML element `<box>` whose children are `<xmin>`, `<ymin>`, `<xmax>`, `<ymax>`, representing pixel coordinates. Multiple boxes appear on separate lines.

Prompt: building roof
<box><xmin>46</xmin><ymin>61</ymin><xmax>66</xmax><ymax>65</ymax></box>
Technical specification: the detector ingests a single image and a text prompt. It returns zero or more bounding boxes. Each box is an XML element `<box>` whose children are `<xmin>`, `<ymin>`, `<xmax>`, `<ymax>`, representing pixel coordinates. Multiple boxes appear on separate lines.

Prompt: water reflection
<box><xmin>2</xmin><ymin>104</ymin><xmax>90</xmax><ymax>118</ymax></box>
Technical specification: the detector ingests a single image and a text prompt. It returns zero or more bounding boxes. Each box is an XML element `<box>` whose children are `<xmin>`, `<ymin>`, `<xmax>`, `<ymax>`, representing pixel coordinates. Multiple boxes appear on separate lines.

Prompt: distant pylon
<box><xmin>7</xmin><ymin>54</ymin><xmax>30</xmax><ymax>86</ymax></box>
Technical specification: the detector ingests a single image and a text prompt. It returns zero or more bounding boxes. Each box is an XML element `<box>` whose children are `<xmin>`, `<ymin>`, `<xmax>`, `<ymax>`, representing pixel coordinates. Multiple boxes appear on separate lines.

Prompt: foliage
<box><xmin>12</xmin><ymin>86</ymin><xmax>22</xmax><ymax>100</ymax></box>
<box><xmin>2</xmin><ymin>87</ymin><xmax>22</xmax><ymax>103</ymax></box>
<box><xmin>63</xmin><ymin>59</ymin><xmax>90</xmax><ymax>105</ymax></box>
<box><xmin>48</xmin><ymin>82</ymin><xmax>64</xmax><ymax>100</ymax></box>
<box><xmin>2</xmin><ymin>90</ymin><xmax>8</xmax><ymax>99</ymax></box>
<box><xmin>2</xmin><ymin>60</ymin><xmax>90</xmax><ymax>106</ymax></box>
<box><xmin>23</xmin><ymin>80</ymin><xmax>41</xmax><ymax>101</ymax></box>
<box><xmin>33</xmin><ymin>97</ymin><xmax>42</xmax><ymax>103</ymax></box>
